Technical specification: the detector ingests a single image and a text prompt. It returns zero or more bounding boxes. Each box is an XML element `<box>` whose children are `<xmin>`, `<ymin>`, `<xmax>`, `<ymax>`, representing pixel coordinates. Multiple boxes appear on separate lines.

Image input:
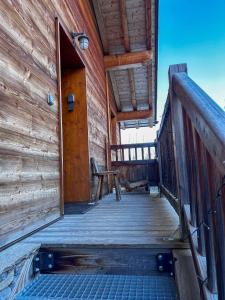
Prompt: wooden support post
<box><xmin>111</xmin><ymin>116</ymin><xmax>118</xmax><ymax>145</ymax></box>
<box><xmin>168</xmin><ymin>64</ymin><xmax>190</xmax><ymax>239</ymax></box>
<box><xmin>106</xmin><ymin>73</ymin><xmax>112</xmax><ymax>192</ymax></box>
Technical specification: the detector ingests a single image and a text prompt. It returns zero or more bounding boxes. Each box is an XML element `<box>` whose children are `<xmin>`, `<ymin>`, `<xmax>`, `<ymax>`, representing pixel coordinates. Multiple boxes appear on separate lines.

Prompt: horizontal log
<box><xmin>104</xmin><ymin>50</ymin><xmax>152</xmax><ymax>71</ymax></box>
<box><xmin>117</xmin><ymin>110</ymin><xmax>152</xmax><ymax>121</ymax></box>
<box><xmin>111</xmin><ymin>159</ymin><xmax>157</xmax><ymax>166</ymax></box>
<box><xmin>111</xmin><ymin>142</ymin><xmax>156</xmax><ymax>150</ymax></box>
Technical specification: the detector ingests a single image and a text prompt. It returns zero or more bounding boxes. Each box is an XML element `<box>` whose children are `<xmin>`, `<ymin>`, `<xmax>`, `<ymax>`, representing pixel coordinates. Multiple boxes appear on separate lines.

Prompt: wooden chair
<box><xmin>91</xmin><ymin>157</ymin><xmax>121</xmax><ymax>201</ymax></box>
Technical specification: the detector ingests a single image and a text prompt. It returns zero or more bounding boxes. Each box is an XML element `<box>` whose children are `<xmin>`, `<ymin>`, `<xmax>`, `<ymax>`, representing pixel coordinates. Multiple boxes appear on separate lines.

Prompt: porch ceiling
<box><xmin>91</xmin><ymin>0</ymin><xmax>158</xmax><ymax>128</ymax></box>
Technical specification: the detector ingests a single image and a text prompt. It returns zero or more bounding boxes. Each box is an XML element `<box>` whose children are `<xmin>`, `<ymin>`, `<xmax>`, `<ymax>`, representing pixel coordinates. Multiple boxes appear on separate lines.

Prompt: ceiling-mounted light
<box><xmin>71</xmin><ymin>32</ymin><xmax>89</xmax><ymax>50</ymax></box>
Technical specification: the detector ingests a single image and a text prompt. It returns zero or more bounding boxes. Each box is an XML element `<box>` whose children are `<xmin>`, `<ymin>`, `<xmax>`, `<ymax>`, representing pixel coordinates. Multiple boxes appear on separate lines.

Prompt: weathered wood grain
<box><xmin>24</xmin><ymin>193</ymin><xmax>188</xmax><ymax>249</ymax></box>
<box><xmin>0</xmin><ymin>0</ymin><xmax>112</xmax><ymax>249</ymax></box>
<box><xmin>104</xmin><ymin>50</ymin><xmax>152</xmax><ymax>71</ymax></box>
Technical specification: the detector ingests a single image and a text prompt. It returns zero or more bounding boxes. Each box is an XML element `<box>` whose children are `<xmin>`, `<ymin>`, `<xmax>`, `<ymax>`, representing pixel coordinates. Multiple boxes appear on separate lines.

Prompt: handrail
<box><xmin>111</xmin><ymin>142</ymin><xmax>156</xmax><ymax>150</ymax></box>
<box><xmin>172</xmin><ymin>71</ymin><xmax>225</xmax><ymax>174</ymax></box>
<box><xmin>159</xmin><ymin>63</ymin><xmax>225</xmax><ymax>299</ymax></box>
<box><xmin>110</xmin><ymin>142</ymin><xmax>157</xmax><ymax>162</ymax></box>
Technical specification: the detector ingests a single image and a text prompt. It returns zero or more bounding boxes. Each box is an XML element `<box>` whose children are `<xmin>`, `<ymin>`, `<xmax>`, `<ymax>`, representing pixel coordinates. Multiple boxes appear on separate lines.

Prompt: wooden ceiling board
<box><xmin>91</xmin><ymin>0</ymin><xmax>157</xmax><ymax>127</ymax></box>
<box><xmin>126</xmin><ymin>0</ymin><xmax>144</xmax><ymax>6</ymax></box>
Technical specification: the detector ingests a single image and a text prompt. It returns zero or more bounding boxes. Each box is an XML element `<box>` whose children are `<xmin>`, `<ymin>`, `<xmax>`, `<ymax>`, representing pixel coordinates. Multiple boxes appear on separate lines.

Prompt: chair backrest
<box><xmin>90</xmin><ymin>157</ymin><xmax>99</xmax><ymax>174</ymax></box>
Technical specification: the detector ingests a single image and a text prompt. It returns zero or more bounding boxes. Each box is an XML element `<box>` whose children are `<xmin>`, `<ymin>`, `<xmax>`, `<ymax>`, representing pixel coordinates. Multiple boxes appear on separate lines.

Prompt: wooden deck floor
<box><xmin>24</xmin><ymin>193</ymin><xmax>187</xmax><ymax>249</ymax></box>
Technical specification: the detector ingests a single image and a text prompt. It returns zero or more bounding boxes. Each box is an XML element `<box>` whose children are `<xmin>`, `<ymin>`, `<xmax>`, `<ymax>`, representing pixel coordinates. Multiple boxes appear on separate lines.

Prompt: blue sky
<box><xmin>122</xmin><ymin>0</ymin><xmax>225</xmax><ymax>143</ymax></box>
<box><xmin>157</xmin><ymin>0</ymin><xmax>225</xmax><ymax>119</ymax></box>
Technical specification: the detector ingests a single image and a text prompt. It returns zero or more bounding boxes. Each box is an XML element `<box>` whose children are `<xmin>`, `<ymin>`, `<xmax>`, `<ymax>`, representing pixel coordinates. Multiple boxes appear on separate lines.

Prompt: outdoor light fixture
<box><xmin>71</xmin><ymin>32</ymin><xmax>89</xmax><ymax>50</ymax></box>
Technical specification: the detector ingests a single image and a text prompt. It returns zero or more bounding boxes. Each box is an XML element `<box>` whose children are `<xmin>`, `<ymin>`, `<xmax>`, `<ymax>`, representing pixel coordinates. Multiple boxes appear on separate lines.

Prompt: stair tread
<box><xmin>16</xmin><ymin>274</ymin><xmax>178</xmax><ymax>300</ymax></box>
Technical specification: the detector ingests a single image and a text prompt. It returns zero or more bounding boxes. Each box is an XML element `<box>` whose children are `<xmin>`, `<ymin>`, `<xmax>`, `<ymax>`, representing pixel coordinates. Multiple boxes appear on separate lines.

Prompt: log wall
<box><xmin>0</xmin><ymin>0</ymin><xmax>111</xmax><ymax>248</ymax></box>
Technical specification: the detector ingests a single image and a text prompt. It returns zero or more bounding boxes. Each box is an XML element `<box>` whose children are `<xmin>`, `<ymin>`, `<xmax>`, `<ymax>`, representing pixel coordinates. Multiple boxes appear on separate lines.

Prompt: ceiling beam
<box><xmin>109</xmin><ymin>72</ymin><xmax>121</xmax><ymax>111</ymax></box>
<box><xmin>145</xmin><ymin>0</ymin><xmax>151</xmax><ymax>50</ymax></box>
<box><xmin>117</xmin><ymin>109</ymin><xmax>152</xmax><ymax>122</ymax></box>
<box><xmin>119</xmin><ymin>0</ymin><xmax>130</xmax><ymax>52</ymax></box>
<box><xmin>119</xmin><ymin>0</ymin><xmax>138</xmax><ymax>112</ymax></box>
<box><xmin>128</xmin><ymin>69</ymin><xmax>137</xmax><ymax>110</ymax></box>
<box><xmin>104</xmin><ymin>50</ymin><xmax>152</xmax><ymax>71</ymax></box>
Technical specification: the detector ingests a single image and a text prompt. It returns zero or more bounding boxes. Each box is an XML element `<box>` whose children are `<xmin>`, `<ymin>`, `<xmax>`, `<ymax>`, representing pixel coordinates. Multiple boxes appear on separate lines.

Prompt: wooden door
<box><xmin>61</xmin><ymin>68</ymin><xmax>90</xmax><ymax>203</ymax></box>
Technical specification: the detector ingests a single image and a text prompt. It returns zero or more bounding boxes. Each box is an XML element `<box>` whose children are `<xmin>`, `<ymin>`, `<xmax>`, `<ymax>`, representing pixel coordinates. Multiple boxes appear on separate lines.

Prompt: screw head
<box><xmin>48</xmin><ymin>254</ymin><xmax>53</xmax><ymax>258</ymax></box>
<box><xmin>35</xmin><ymin>268</ymin><xmax>40</xmax><ymax>272</ymax></box>
<box><xmin>169</xmin><ymin>260</ymin><xmax>173</xmax><ymax>265</ymax></box>
<box><xmin>170</xmin><ymin>272</ymin><xmax>174</xmax><ymax>276</ymax></box>
<box><xmin>159</xmin><ymin>265</ymin><xmax>164</xmax><ymax>271</ymax></box>
<box><xmin>35</xmin><ymin>257</ymin><xmax>40</xmax><ymax>262</ymax></box>
<box><xmin>158</xmin><ymin>254</ymin><xmax>163</xmax><ymax>260</ymax></box>
<box><xmin>48</xmin><ymin>264</ymin><xmax>53</xmax><ymax>269</ymax></box>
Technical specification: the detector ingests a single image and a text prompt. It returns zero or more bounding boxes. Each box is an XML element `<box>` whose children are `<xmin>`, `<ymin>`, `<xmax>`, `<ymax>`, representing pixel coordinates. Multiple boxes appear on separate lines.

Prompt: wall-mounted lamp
<box><xmin>71</xmin><ymin>32</ymin><xmax>89</xmax><ymax>50</ymax></box>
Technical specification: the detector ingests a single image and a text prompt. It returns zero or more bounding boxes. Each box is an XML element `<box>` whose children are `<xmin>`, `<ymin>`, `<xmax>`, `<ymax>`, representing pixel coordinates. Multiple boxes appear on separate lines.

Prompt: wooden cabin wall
<box><xmin>0</xmin><ymin>0</ymin><xmax>110</xmax><ymax>248</ymax></box>
<box><xmin>65</xmin><ymin>0</ymin><xmax>110</xmax><ymax>198</ymax></box>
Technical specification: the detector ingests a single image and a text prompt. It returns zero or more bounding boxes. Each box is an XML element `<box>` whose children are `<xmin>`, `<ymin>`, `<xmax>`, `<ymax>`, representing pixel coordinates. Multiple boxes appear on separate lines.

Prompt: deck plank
<box><xmin>24</xmin><ymin>193</ymin><xmax>188</xmax><ymax>249</ymax></box>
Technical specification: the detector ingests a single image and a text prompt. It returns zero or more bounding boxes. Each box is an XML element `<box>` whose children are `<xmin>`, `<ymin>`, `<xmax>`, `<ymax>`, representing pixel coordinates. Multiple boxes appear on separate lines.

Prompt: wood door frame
<box><xmin>55</xmin><ymin>17</ymin><xmax>87</xmax><ymax>215</ymax></box>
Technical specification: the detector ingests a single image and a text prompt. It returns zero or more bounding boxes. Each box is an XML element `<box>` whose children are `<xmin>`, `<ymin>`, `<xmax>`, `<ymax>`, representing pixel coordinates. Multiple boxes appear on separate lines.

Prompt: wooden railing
<box><xmin>110</xmin><ymin>142</ymin><xmax>159</xmax><ymax>188</ymax></box>
<box><xmin>157</xmin><ymin>98</ymin><xmax>178</xmax><ymax>212</ymax></box>
<box><xmin>159</xmin><ymin>63</ymin><xmax>225</xmax><ymax>299</ymax></box>
<box><xmin>110</xmin><ymin>142</ymin><xmax>157</xmax><ymax>163</ymax></box>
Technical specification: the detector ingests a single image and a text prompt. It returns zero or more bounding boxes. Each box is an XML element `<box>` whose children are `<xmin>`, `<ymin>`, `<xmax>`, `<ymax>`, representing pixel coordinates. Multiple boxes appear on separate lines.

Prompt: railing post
<box><xmin>201</xmin><ymin>148</ymin><xmax>217</xmax><ymax>293</ymax></box>
<box><xmin>128</xmin><ymin>148</ymin><xmax>131</xmax><ymax>161</ymax></box>
<box><xmin>148</xmin><ymin>147</ymin><xmax>151</xmax><ymax>160</ymax></box>
<box><xmin>192</xmin><ymin>129</ymin><xmax>206</xmax><ymax>256</ymax></box>
<box><xmin>168</xmin><ymin>64</ymin><xmax>190</xmax><ymax>239</ymax></box>
<box><xmin>116</xmin><ymin>149</ymin><xmax>118</xmax><ymax>161</ymax></box>
<box><xmin>215</xmin><ymin>182</ymin><xmax>225</xmax><ymax>299</ymax></box>
<box><xmin>141</xmin><ymin>146</ymin><xmax>144</xmax><ymax>160</ymax></box>
<box><xmin>182</xmin><ymin>110</ymin><xmax>197</xmax><ymax>227</ymax></box>
<box><xmin>135</xmin><ymin>146</ymin><xmax>137</xmax><ymax>160</ymax></box>
<box><xmin>157</xmin><ymin>132</ymin><xmax>163</xmax><ymax>191</ymax></box>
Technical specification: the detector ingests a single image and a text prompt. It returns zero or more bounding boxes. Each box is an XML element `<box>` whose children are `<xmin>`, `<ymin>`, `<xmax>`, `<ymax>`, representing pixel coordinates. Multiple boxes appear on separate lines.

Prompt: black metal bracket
<box><xmin>156</xmin><ymin>252</ymin><xmax>176</xmax><ymax>277</ymax></box>
<box><xmin>33</xmin><ymin>251</ymin><xmax>55</xmax><ymax>274</ymax></box>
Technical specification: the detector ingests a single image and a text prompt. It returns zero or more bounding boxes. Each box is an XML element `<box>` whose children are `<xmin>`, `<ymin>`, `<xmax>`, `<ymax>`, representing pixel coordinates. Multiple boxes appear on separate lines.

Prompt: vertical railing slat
<box><xmin>169</xmin><ymin>64</ymin><xmax>190</xmax><ymax>238</ymax></box>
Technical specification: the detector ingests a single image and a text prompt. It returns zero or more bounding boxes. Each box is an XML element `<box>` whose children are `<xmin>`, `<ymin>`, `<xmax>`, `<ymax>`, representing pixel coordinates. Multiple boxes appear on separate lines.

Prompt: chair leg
<box><xmin>114</xmin><ymin>175</ymin><xmax>121</xmax><ymax>201</ymax></box>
